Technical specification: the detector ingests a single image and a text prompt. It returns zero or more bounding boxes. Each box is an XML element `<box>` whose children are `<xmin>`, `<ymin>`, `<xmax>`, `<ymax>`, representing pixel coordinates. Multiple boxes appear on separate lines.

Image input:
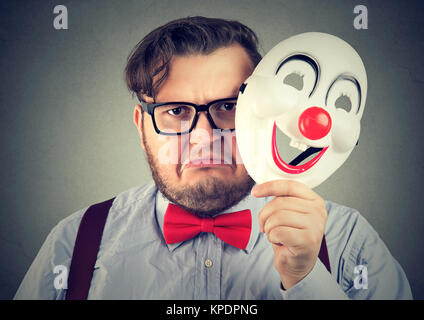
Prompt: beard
<box><xmin>142</xmin><ymin>129</ymin><xmax>255</xmax><ymax>217</ymax></box>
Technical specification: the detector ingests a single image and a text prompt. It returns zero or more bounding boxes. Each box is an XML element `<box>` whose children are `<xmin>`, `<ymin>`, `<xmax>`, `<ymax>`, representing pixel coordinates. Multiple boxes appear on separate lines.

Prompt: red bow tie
<box><xmin>163</xmin><ymin>203</ymin><xmax>252</xmax><ymax>250</ymax></box>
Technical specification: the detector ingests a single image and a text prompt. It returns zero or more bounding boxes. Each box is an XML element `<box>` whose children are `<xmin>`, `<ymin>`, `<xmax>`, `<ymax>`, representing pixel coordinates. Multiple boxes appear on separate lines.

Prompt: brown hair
<box><xmin>124</xmin><ymin>16</ymin><xmax>262</xmax><ymax>102</ymax></box>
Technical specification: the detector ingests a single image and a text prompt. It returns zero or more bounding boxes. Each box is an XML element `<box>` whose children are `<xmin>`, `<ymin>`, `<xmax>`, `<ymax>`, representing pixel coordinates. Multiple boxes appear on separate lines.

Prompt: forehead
<box><xmin>156</xmin><ymin>44</ymin><xmax>255</xmax><ymax>103</ymax></box>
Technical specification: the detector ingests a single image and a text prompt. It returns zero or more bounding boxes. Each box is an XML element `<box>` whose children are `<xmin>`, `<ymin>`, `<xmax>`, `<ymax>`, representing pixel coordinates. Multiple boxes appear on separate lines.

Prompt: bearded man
<box><xmin>15</xmin><ymin>16</ymin><xmax>412</xmax><ymax>300</ymax></box>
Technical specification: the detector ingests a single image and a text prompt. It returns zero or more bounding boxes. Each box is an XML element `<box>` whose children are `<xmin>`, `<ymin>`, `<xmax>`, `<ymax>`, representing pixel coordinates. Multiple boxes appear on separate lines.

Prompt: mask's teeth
<box><xmin>298</xmin><ymin>142</ymin><xmax>308</xmax><ymax>151</ymax></box>
<box><xmin>289</xmin><ymin>139</ymin><xmax>298</xmax><ymax>149</ymax></box>
<box><xmin>290</xmin><ymin>139</ymin><xmax>308</xmax><ymax>152</ymax></box>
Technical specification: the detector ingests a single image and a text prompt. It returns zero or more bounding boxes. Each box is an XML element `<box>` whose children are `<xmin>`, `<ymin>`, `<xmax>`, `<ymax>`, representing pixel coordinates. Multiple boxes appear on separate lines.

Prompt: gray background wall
<box><xmin>1</xmin><ymin>0</ymin><xmax>423</xmax><ymax>299</ymax></box>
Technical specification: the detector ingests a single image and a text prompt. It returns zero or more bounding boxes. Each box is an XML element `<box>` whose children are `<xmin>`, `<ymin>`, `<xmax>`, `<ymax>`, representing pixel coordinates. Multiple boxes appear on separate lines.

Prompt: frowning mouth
<box><xmin>271</xmin><ymin>122</ymin><xmax>328</xmax><ymax>174</ymax></box>
<box><xmin>183</xmin><ymin>160</ymin><xmax>233</xmax><ymax>169</ymax></box>
<box><xmin>182</xmin><ymin>154</ymin><xmax>234</xmax><ymax>170</ymax></box>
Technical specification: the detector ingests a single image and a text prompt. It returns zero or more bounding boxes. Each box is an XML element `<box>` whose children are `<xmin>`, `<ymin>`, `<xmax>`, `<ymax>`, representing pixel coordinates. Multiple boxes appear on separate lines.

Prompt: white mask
<box><xmin>235</xmin><ymin>32</ymin><xmax>367</xmax><ymax>188</ymax></box>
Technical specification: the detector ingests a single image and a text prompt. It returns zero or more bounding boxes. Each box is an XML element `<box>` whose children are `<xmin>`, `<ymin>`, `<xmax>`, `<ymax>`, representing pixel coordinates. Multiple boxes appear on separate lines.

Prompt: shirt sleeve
<box><xmin>279</xmin><ymin>206</ymin><xmax>413</xmax><ymax>300</ymax></box>
<box><xmin>280</xmin><ymin>259</ymin><xmax>349</xmax><ymax>299</ymax></box>
<box><xmin>13</xmin><ymin>210</ymin><xmax>85</xmax><ymax>300</ymax></box>
<box><xmin>341</xmin><ymin>213</ymin><xmax>413</xmax><ymax>299</ymax></box>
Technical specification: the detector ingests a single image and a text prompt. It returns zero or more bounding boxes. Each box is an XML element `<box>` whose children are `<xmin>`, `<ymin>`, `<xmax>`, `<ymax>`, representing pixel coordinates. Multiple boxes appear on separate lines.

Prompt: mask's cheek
<box><xmin>331</xmin><ymin>109</ymin><xmax>361</xmax><ymax>153</ymax></box>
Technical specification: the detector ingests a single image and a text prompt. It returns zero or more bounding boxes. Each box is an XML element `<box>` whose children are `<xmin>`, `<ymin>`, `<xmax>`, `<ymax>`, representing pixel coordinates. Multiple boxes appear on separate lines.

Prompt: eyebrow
<box><xmin>275</xmin><ymin>54</ymin><xmax>320</xmax><ymax>97</ymax></box>
<box><xmin>230</xmin><ymin>85</ymin><xmax>242</xmax><ymax>97</ymax></box>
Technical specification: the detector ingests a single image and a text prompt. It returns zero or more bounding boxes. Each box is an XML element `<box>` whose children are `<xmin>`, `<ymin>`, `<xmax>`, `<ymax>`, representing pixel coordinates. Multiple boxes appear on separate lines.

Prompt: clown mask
<box><xmin>235</xmin><ymin>32</ymin><xmax>367</xmax><ymax>188</ymax></box>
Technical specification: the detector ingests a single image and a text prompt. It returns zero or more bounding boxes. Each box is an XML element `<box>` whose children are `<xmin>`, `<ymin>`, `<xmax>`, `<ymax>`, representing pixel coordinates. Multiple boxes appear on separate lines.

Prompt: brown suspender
<box><xmin>318</xmin><ymin>235</ymin><xmax>331</xmax><ymax>273</ymax></box>
<box><xmin>65</xmin><ymin>198</ymin><xmax>331</xmax><ymax>299</ymax></box>
<box><xmin>65</xmin><ymin>198</ymin><xmax>115</xmax><ymax>300</ymax></box>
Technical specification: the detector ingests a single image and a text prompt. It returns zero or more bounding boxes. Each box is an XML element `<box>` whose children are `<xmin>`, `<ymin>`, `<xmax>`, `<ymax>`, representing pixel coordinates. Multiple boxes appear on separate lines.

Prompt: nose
<box><xmin>189</xmin><ymin>112</ymin><xmax>215</xmax><ymax>144</ymax></box>
<box><xmin>298</xmin><ymin>107</ymin><xmax>332</xmax><ymax>140</ymax></box>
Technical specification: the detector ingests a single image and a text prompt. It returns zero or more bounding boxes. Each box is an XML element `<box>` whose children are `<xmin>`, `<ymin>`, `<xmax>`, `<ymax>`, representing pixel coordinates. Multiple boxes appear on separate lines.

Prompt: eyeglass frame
<box><xmin>139</xmin><ymin>97</ymin><xmax>239</xmax><ymax>135</ymax></box>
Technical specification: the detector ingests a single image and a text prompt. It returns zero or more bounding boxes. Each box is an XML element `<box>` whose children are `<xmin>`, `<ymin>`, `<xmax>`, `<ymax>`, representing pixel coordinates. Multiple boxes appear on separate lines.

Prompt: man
<box><xmin>15</xmin><ymin>16</ymin><xmax>412</xmax><ymax>299</ymax></box>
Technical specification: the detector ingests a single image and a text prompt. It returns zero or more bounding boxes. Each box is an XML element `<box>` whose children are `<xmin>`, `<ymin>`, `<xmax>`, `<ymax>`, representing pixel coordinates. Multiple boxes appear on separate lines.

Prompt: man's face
<box><xmin>134</xmin><ymin>44</ymin><xmax>256</xmax><ymax>216</ymax></box>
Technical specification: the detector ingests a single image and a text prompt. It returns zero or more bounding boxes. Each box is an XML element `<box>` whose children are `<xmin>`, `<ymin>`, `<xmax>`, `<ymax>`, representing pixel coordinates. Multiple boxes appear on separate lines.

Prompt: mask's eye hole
<box><xmin>283</xmin><ymin>72</ymin><xmax>304</xmax><ymax>91</ymax></box>
<box><xmin>276</xmin><ymin>59</ymin><xmax>316</xmax><ymax>95</ymax></box>
<box><xmin>334</xmin><ymin>94</ymin><xmax>352</xmax><ymax>113</ymax></box>
<box><xmin>327</xmin><ymin>78</ymin><xmax>360</xmax><ymax>113</ymax></box>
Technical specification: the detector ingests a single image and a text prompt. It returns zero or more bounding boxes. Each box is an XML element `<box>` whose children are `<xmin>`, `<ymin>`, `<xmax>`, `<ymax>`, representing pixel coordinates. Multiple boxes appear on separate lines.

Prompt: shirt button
<box><xmin>204</xmin><ymin>259</ymin><xmax>213</xmax><ymax>268</ymax></box>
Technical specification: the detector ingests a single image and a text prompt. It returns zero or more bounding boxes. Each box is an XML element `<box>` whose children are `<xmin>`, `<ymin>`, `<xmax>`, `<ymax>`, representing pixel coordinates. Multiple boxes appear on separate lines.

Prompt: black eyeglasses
<box><xmin>140</xmin><ymin>97</ymin><xmax>238</xmax><ymax>135</ymax></box>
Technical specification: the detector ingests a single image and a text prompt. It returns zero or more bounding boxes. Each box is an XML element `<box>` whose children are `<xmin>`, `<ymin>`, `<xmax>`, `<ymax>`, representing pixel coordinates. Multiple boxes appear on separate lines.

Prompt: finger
<box><xmin>251</xmin><ymin>179</ymin><xmax>318</xmax><ymax>200</ymax></box>
<box><xmin>258</xmin><ymin>201</ymin><xmax>279</xmax><ymax>233</ymax></box>
<box><xmin>273</xmin><ymin>196</ymin><xmax>328</xmax><ymax>220</ymax></box>
<box><xmin>263</xmin><ymin>210</ymin><xmax>309</xmax><ymax>234</ymax></box>
<box><xmin>265</xmin><ymin>213</ymin><xmax>326</xmax><ymax>240</ymax></box>
<box><xmin>267</xmin><ymin>226</ymin><xmax>305</xmax><ymax>247</ymax></box>
<box><xmin>270</xmin><ymin>196</ymin><xmax>318</xmax><ymax>215</ymax></box>
<box><xmin>257</xmin><ymin>196</ymin><xmax>317</xmax><ymax>232</ymax></box>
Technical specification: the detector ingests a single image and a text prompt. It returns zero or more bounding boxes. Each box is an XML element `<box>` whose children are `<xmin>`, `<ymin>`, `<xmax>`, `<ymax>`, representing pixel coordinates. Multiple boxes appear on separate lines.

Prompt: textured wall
<box><xmin>1</xmin><ymin>0</ymin><xmax>423</xmax><ymax>299</ymax></box>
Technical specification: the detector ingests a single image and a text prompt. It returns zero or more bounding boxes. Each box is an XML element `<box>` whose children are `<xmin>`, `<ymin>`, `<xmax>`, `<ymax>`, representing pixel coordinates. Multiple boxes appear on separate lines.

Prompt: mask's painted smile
<box><xmin>271</xmin><ymin>122</ymin><xmax>328</xmax><ymax>174</ymax></box>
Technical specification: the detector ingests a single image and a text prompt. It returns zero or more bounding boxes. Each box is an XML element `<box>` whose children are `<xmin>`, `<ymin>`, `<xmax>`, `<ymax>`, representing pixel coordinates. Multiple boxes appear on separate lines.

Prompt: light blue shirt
<box><xmin>14</xmin><ymin>181</ymin><xmax>412</xmax><ymax>299</ymax></box>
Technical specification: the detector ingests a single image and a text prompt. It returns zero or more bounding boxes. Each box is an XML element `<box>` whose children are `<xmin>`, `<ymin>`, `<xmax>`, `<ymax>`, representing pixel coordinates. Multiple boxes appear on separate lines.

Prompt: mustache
<box><xmin>178</xmin><ymin>138</ymin><xmax>237</xmax><ymax>174</ymax></box>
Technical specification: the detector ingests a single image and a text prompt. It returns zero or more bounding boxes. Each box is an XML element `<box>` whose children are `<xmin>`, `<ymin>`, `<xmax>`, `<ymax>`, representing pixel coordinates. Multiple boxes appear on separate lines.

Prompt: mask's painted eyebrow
<box><xmin>276</xmin><ymin>54</ymin><xmax>320</xmax><ymax>97</ymax></box>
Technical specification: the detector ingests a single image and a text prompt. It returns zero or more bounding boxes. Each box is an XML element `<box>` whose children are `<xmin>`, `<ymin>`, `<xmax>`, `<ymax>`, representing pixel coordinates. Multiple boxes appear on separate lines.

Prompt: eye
<box><xmin>165</xmin><ymin>105</ymin><xmax>192</xmax><ymax>117</ymax></box>
<box><xmin>327</xmin><ymin>78</ymin><xmax>360</xmax><ymax>113</ymax></box>
<box><xmin>276</xmin><ymin>58</ymin><xmax>317</xmax><ymax>95</ymax></box>
<box><xmin>167</xmin><ymin>107</ymin><xmax>184</xmax><ymax>116</ymax></box>
<box><xmin>218</xmin><ymin>102</ymin><xmax>236</xmax><ymax>111</ymax></box>
<box><xmin>211</xmin><ymin>100</ymin><xmax>237</xmax><ymax>113</ymax></box>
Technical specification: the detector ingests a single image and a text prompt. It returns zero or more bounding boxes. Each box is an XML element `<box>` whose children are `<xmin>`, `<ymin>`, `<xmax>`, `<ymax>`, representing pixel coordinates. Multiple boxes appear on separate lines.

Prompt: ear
<box><xmin>133</xmin><ymin>105</ymin><xmax>146</xmax><ymax>150</ymax></box>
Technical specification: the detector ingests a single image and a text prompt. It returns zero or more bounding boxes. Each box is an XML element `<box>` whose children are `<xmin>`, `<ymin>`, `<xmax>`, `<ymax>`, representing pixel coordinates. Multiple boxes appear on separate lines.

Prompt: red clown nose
<box><xmin>298</xmin><ymin>107</ymin><xmax>332</xmax><ymax>140</ymax></box>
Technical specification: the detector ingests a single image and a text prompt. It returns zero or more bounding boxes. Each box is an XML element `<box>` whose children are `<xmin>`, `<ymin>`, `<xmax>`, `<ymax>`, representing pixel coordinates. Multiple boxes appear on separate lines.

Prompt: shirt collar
<box><xmin>155</xmin><ymin>190</ymin><xmax>263</xmax><ymax>254</ymax></box>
